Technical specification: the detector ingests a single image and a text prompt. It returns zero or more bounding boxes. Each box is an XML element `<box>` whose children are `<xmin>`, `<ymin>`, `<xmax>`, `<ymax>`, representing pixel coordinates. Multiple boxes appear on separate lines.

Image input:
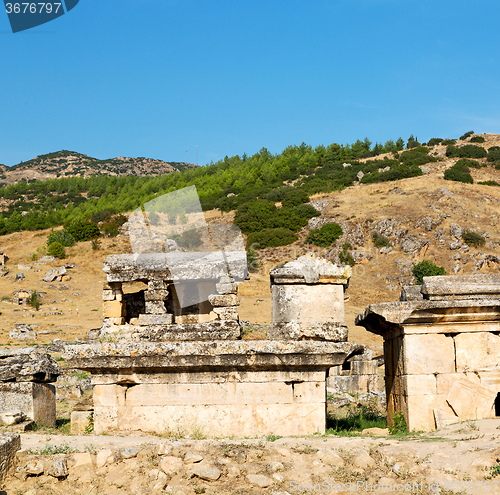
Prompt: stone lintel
<box><xmin>268</xmin><ymin>322</ymin><xmax>348</xmax><ymax>342</ymax></box>
<box><xmin>131</xmin><ymin>321</ymin><xmax>241</xmax><ymax>341</ymax></box>
<box><xmin>421</xmin><ymin>274</ymin><xmax>500</xmax><ymax>300</ymax></box>
<box><xmin>355</xmin><ymin>299</ymin><xmax>500</xmax><ymax>336</ymax></box>
<box><xmin>62</xmin><ymin>341</ymin><xmax>363</xmax><ymax>374</ymax></box>
<box><xmin>104</xmin><ymin>252</ymin><xmax>247</xmax><ymax>283</ymax></box>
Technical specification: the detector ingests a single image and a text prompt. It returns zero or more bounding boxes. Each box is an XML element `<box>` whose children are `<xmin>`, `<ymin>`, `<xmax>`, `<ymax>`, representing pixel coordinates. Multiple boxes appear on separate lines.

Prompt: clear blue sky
<box><xmin>1</xmin><ymin>0</ymin><xmax>499</xmax><ymax>167</ymax></box>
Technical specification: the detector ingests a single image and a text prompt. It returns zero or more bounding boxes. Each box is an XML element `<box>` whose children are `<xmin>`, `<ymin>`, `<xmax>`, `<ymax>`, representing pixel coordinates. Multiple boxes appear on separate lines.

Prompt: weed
<box><xmin>484</xmin><ymin>463</ymin><xmax>500</xmax><ymax>479</ymax></box>
<box><xmin>389</xmin><ymin>412</ymin><xmax>408</xmax><ymax>435</ymax></box>
<box><xmin>266</xmin><ymin>433</ymin><xmax>282</xmax><ymax>442</ymax></box>
<box><xmin>28</xmin><ymin>442</ymin><xmax>77</xmax><ymax>455</ymax></box>
<box><xmin>72</xmin><ymin>370</ymin><xmax>90</xmax><ymax>380</ymax></box>
<box><xmin>85</xmin><ymin>411</ymin><xmax>94</xmax><ymax>434</ymax></box>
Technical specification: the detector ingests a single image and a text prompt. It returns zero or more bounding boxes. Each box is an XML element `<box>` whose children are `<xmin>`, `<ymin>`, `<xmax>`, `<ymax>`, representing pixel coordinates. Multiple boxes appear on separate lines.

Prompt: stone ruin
<box><xmin>12</xmin><ymin>289</ymin><xmax>46</xmax><ymax>305</ymax></box>
<box><xmin>0</xmin><ymin>348</ymin><xmax>61</xmax><ymax>429</ymax></box>
<box><xmin>0</xmin><ymin>432</ymin><xmax>20</xmax><ymax>486</ymax></box>
<box><xmin>63</xmin><ymin>253</ymin><xmax>362</xmax><ymax>437</ymax></box>
<box><xmin>356</xmin><ymin>274</ymin><xmax>500</xmax><ymax>431</ymax></box>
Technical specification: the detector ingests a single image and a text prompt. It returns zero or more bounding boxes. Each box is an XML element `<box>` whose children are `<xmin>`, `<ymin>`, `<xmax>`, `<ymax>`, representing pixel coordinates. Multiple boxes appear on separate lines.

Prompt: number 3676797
<box><xmin>5</xmin><ymin>3</ymin><xmax>62</xmax><ymax>14</ymax></box>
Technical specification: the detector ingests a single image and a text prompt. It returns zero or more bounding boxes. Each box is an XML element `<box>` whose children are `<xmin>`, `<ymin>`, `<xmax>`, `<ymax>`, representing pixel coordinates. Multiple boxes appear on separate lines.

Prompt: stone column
<box><xmin>140</xmin><ymin>280</ymin><xmax>172</xmax><ymax>325</ymax></box>
<box><xmin>102</xmin><ymin>281</ymin><xmax>126</xmax><ymax>325</ymax></box>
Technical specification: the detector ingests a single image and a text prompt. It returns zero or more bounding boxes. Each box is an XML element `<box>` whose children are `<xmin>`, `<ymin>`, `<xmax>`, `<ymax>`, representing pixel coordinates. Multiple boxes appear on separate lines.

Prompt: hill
<box><xmin>0</xmin><ymin>149</ymin><xmax>196</xmax><ymax>185</ymax></box>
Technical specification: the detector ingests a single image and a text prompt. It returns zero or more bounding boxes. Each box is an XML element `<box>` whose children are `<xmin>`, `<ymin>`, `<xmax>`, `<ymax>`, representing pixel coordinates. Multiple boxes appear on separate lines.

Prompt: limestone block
<box><xmin>145</xmin><ymin>300</ymin><xmax>167</xmax><ymax>314</ymax></box>
<box><xmin>433</xmin><ymin>408</ymin><xmax>459</xmax><ymax>429</ymax></box>
<box><xmin>268</xmin><ymin>322</ymin><xmax>348</xmax><ymax>342</ymax></box>
<box><xmin>402</xmin><ymin>334</ymin><xmax>455</xmax><ymax>375</ymax></box>
<box><xmin>0</xmin><ymin>410</ymin><xmax>25</xmax><ymax>426</ymax></box>
<box><xmin>71</xmin><ymin>410</ymin><xmax>92</xmax><ymax>434</ymax></box>
<box><xmin>91</xmin><ymin>370</ymin><xmax>326</xmax><ymax>385</ymax></box>
<box><xmin>406</xmin><ymin>394</ymin><xmax>451</xmax><ymax>431</ymax></box>
<box><xmin>93</xmin><ymin>384</ymin><xmax>126</xmax><ymax>408</ymax></box>
<box><xmin>215</xmin><ymin>282</ymin><xmax>238</xmax><ymax>294</ymax></box>
<box><xmin>455</xmin><ymin>332</ymin><xmax>500</xmax><ymax>372</ymax></box>
<box><xmin>103</xmin><ymin>300</ymin><xmax>126</xmax><ymax>318</ymax></box>
<box><xmin>213</xmin><ymin>306</ymin><xmax>239</xmax><ymax>320</ymax></box>
<box><xmin>476</xmin><ymin>370</ymin><xmax>500</xmax><ymax>389</ymax></box>
<box><xmin>144</xmin><ymin>290</ymin><xmax>169</xmax><ymax>302</ymax></box>
<box><xmin>272</xmin><ymin>284</ymin><xmax>345</xmax><ymax>326</ymax></box>
<box><xmin>0</xmin><ymin>382</ymin><xmax>56</xmax><ymax>427</ymax></box>
<box><xmin>148</xmin><ymin>280</ymin><xmax>168</xmax><ymax>291</ymax></box>
<box><xmin>208</xmin><ymin>294</ymin><xmax>239</xmax><ymax>307</ymax></box>
<box><xmin>402</xmin><ymin>374</ymin><xmax>437</xmax><ymax>396</ymax></box>
<box><xmin>95</xmin><ymin>402</ymin><xmax>326</xmax><ymax>437</ymax></box>
<box><xmin>137</xmin><ymin>314</ymin><xmax>173</xmax><ymax>325</ymax></box>
<box><xmin>124</xmin><ymin>381</ymin><xmax>324</xmax><ymax>406</ymax></box>
<box><xmin>436</xmin><ymin>372</ymin><xmax>479</xmax><ymax>395</ymax></box>
<box><xmin>109</xmin><ymin>317</ymin><xmax>125</xmax><ymax>325</ymax></box>
<box><xmin>102</xmin><ymin>289</ymin><xmax>116</xmax><ymax>301</ymax></box>
<box><xmin>446</xmin><ymin>378</ymin><xmax>496</xmax><ymax>419</ymax></box>
<box><xmin>0</xmin><ymin>433</ymin><xmax>21</xmax><ymax>485</ymax></box>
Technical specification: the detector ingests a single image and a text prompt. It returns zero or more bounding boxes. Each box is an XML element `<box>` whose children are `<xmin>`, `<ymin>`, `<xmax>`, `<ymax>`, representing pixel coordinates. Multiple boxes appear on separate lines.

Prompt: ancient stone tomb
<box><xmin>356</xmin><ymin>274</ymin><xmax>500</xmax><ymax>431</ymax></box>
<box><xmin>64</xmin><ymin>253</ymin><xmax>361</xmax><ymax>436</ymax></box>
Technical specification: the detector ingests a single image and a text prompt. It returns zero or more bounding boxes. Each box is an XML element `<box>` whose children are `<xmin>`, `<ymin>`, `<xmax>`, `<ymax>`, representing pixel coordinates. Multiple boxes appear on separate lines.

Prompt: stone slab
<box><xmin>0</xmin><ymin>349</ymin><xmax>61</xmax><ymax>382</ymax></box>
<box><xmin>208</xmin><ymin>294</ymin><xmax>239</xmax><ymax>307</ymax></box>
<box><xmin>62</xmin><ymin>341</ymin><xmax>363</xmax><ymax>373</ymax></box>
<box><xmin>103</xmin><ymin>252</ymin><xmax>247</xmax><ymax>283</ymax></box>
<box><xmin>271</xmin><ymin>284</ymin><xmax>345</xmax><ymax>326</ymax></box>
<box><xmin>269</xmin><ymin>322</ymin><xmax>348</xmax><ymax>342</ymax></box>
<box><xmin>446</xmin><ymin>378</ymin><xmax>496</xmax><ymax>420</ymax></box>
<box><xmin>454</xmin><ymin>332</ymin><xmax>500</xmax><ymax>372</ymax></box>
<box><xmin>402</xmin><ymin>374</ymin><xmax>437</xmax><ymax>396</ymax></box>
<box><xmin>402</xmin><ymin>334</ymin><xmax>455</xmax><ymax>375</ymax></box>
<box><xmin>421</xmin><ymin>274</ymin><xmax>500</xmax><ymax>300</ymax></box>
<box><xmin>103</xmin><ymin>300</ymin><xmax>126</xmax><ymax>318</ymax></box>
<box><xmin>94</xmin><ymin>403</ymin><xmax>326</xmax><ymax>437</ymax></box>
<box><xmin>90</xmin><ymin>370</ymin><xmax>326</xmax><ymax>385</ymax></box>
<box><xmin>137</xmin><ymin>314</ymin><xmax>173</xmax><ymax>325</ymax></box>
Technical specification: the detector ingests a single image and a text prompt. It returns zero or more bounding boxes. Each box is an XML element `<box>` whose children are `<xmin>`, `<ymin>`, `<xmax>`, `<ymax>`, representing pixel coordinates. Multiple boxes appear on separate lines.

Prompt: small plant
<box><xmin>372</xmin><ymin>232</ymin><xmax>391</xmax><ymax>248</ymax></box>
<box><xmin>47</xmin><ymin>241</ymin><xmax>66</xmax><ymax>259</ymax></box>
<box><xmin>484</xmin><ymin>463</ymin><xmax>500</xmax><ymax>479</ymax></box>
<box><xmin>470</xmin><ymin>135</ymin><xmax>485</xmax><ymax>143</ymax></box>
<box><xmin>91</xmin><ymin>238</ymin><xmax>100</xmax><ymax>250</ymax></box>
<box><xmin>306</xmin><ymin>223</ymin><xmax>343</xmax><ymax>247</ymax></box>
<box><xmin>85</xmin><ymin>411</ymin><xmax>94</xmax><ymax>434</ymax></box>
<box><xmin>339</xmin><ymin>241</ymin><xmax>355</xmax><ymax>266</ymax></box>
<box><xmin>388</xmin><ymin>412</ymin><xmax>407</xmax><ymax>435</ymax></box>
<box><xmin>28</xmin><ymin>291</ymin><xmax>40</xmax><ymax>310</ymax></box>
<box><xmin>412</xmin><ymin>260</ymin><xmax>446</xmax><ymax>284</ymax></box>
<box><xmin>265</xmin><ymin>433</ymin><xmax>282</xmax><ymax>442</ymax></box>
<box><xmin>72</xmin><ymin>370</ymin><xmax>90</xmax><ymax>380</ymax></box>
<box><xmin>28</xmin><ymin>442</ymin><xmax>77</xmax><ymax>455</ymax></box>
<box><xmin>462</xmin><ymin>230</ymin><xmax>486</xmax><ymax>248</ymax></box>
<box><xmin>47</xmin><ymin>229</ymin><xmax>75</xmax><ymax>247</ymax></box>
<box><xmin>459</xmin><ymin>130</ymin><xmax>475</xmax><ymax>140</ymax></box>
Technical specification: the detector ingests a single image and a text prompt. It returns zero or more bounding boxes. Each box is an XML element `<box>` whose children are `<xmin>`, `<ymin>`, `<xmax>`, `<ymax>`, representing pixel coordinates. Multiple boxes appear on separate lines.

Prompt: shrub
<box><xmin>487</xmin><ymin>148</ymin><xmax>500</xmax><ymax>162</ymax></box>
<box><xmin>28</xmin><ymin>292</ymin><xmax>40</xmax><ymax>310</ymax></box>
<box><xmin>102</xmin><ymin>214</ymin><xmax>127</xmax><ymax>237</ymax></box>
<box><xmin>90</xmin><ymin>209</ymin><xmax>116</xmax><ymax>224</ymax></box>
<box><xmin>441</xmin><ymin>139</ymin><xmax>456</xmax><ymax>146</ymax></box>
<box><xmin>306</xmin><ymin>223</ymin><xmax>343</xmax><ymax>247</ymax></box>
<box><xmin>461</xmin><ymin>230</ymin><xmax>485</xmax><ymax>248</ymax></box>
<box><xmin>234</xmin><ymin>200</ymin><xmax>277</xmax><ymax>234</ymax></box>
<box><xmin>65</xmin><ymin>218</ymin><xmax>101</xmax><ymax>242</ymax></box>
<box><xmin>280</xmin><ymin>189</ymin><xmax>309</xmax><ymax>208</ymax></box>
<box><xmin>47</xmin><ymin>230</ymin><xmax>75</xmax><ymax>247</ymax></box>
<box><xmin>246</xmin><ymin>228</ymin><xmax>298</xmax><ymax>249</ymax></box>
<box><xmin>412</xmin><ymin>260</ymin><xmax>446</xmax><ymax>284</ymax></box>
<box><xmin>479</xmin><ymin>180</ymin><xmax>500</xmax><ymax>186</ymax></box>
<box><xmin>459</xmin><ymin>131</ymin><xmax>474</xmax><ymax>140</ymax></box>
<box><xmin>444</xmin><ymin>160</ymin><xmax>474</xmax><ymax>184</ymax></box>
<box><xmin>372</xmin><ymin>232</ymin><xmax>391</xmax><ymax>248</ymax></box>
<box><xmin>339</xmin><ymin>241</ymin><xmax>355</xmax><ymax>266</ymax></box>
<box><xmin>454</xmin><ymin>158</ymin><xmax>485</xmax><ymax>169</ymax></box>
<box><xmin>470</xmin><ymin>135</ymin><xmax>485</xmax><ymax>143</ymax></box>
<box><xmin>426</xmin><ymin>138</ymin><xmax>442</xmax><ymax>146</ymax></box>
<box><xmin>47</xmin><ymin>242</ymin><xmax>66</xmax><ymax>259</ymax></box>
<box><xmin>446</xmin><ymin>145</ymin><xmax>487</xmax><ymax>159</ymax></box>
<box><xmin>292</xmin><ymin>204</ymin><xmax>321</xmax><ymax>220</ymax></box>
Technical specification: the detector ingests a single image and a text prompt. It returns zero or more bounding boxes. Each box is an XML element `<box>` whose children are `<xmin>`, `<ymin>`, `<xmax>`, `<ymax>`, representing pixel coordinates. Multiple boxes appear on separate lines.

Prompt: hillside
<box><xmin>3</xmin><ymin>134</ymin><xmax>500</xmax><ymax>353</ymax></box>
<box><xmin>0</xmin><ymin>149</ymin><xmax>196</xmax><ymax>185</ymax></box>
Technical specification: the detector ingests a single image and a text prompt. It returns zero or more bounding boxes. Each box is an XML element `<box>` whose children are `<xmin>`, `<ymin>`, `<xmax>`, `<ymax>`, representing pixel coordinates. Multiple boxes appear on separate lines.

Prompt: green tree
<box><xmin>412</xmin><ymin>260</ymin><xmax>446</xmax><ymax>285</ymax></box>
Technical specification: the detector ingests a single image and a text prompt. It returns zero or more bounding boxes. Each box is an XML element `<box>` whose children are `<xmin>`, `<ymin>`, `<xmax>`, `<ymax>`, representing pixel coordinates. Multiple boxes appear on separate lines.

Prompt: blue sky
<box><xmin>1</xmin><ymin>0</ymin><xmax>499</xmax><ymax>167</ymax></box>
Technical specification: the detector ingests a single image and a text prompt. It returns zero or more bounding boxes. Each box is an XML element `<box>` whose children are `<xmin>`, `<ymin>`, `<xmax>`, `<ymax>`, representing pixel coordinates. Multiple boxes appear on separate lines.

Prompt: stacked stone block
<box><xmin>0</xmin><ymin>433</ymin><xmax>20</xmax><ymax>485</ymax></box>
<box><xmin>102</xmin><ymin>281</ymin><xmax>126</xmax><ymax>325</ymax></box>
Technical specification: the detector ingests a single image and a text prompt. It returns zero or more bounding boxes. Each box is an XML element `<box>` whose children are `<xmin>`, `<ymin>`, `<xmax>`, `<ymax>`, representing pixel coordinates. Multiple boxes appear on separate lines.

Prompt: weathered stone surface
<box><xmin>246</xmin><ymin>473</ymin><xmax>271</xmax><ymax>487</ymax></box>
<box><xmin>421</xmin><ymin>274</ymin><xmax>500</xmax><ymax>300</ymax></box>
<box><xmin>9</xmin><ymin>324</ymin><xmax>37</xmax><ymax>341</ymax></box>
<box><xmin>47</xmin><ymin>457</ymin><xmax>68</xmax><ymax>478</ymax></box>
<box><xmin>0</xmin><ymin>433</ymin><xmax>21</xmax><ymax>485</ymax></box>
<box><xmin>269</xmin><ymin>322</ymin><xmax>348</xmax><ymax>342</ymax></box>
<box><xmin>450</xmin><ymin>222</ymin><xmax>463</xmax><ymax>239</ymax></box>
<box><xmin>62</xmin><ymin>341</ymin><xmax>363</xmax><ymax>372</ymax></box>
<box><xmin>400</xmin><ymin>235</ymin><xmax>429</xmax><ymax>255</ymax></box>
<box><xmin>208</xmin><ymin>294</ymin><xmax>239</xmax><ymax>307</ymax></box>
<box><xmin>270</xmin><ymin>254</ymin><xmax>351</xmax><ymax>285</ymax></box>
<box><xmin>446</xmin><ymin>378</ymin><xmax>496</xmax><ymax>419</ymax></box>
<box><xmin>0</xmin><ymin>410</ymin><xmax>26</xmax><ymax>426</ymax></box>
<box><xmin>454</xmin><ymin>332</ymin><xmax>500</xmax><ymax>371</ymax></box>
<box><xmin>399</xmin><ymin>285</ymin><xmax>423</xmax><ymax>301</ymax></box>
<box><xmin>136</xmin><ymin>314</ymin><xmax>173</xmax><ymax>326</ymax></box>
<box><xmin>0</xmin><ymin>349</ymin><xmax>61</xmax><ymax>382</ymax></box>
<box><xmin>103</xmin><ymin>300</ymin><xmax>126</xmax><ymax>318</ymax></box>
<box><xmin>160</xmin><ymin>456</ymin><xmax>183</xmax><ymax>476</ymax></box>
<box><xmin>184</xmin><ymin>452</ymin><xmax>203</xmax><ymax>464</ymax></box>
<box><xmin>145</xmin><ymin>300</ymin><xmax>167</xmax><ymax>314</ymax></box>
<box><xmin>144</xmin><ymin>289</ymin><xmax>169</xmax><ymax>301</ymax></box>
<box><xmin>131</xmin><ymin>320</ymin><xmax>241</xmax><ymax>341</ymax></box>
<box><xmin>212</xmin><ymin>306</ymin><xmax>239</xmax><ymax>320</ymax></box>
<box><xmin>71</xmin><ymin>410</ymin><xmax>92</xmax><ymax>434</ymax></box>
<box><xmin>103</xmin><ymin>252</ymin><xmax>247</xmax><ymax>283</ymax></box>
<box><xmin>194</xmin><ymin>467</ymin><xmax>221</xmax><ymax>481</ymax></box>
<box><xmin>43</xmin><ymin>266</ymin><xmax>66</xmax><ymax>282</ymax></box>
<box><xmin>402</xmin><ymin>334</ymin><xmax>455</xmax><ymax>375</ymax></box>
<box><xmin>272</xmin><ymin>284</ymin><xmax>345</xmax><ymax>328</ymax></box>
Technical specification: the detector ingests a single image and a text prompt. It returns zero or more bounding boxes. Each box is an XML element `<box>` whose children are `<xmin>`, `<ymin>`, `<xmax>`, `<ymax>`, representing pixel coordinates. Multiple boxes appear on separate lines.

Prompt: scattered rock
<box><xmin>184</xmin><ymin>452</ymin><xmax>203</xmax><ymax>464</ymax></box>
<box><xmin>450</xmin><ymin>223</ymin><xmax>463</xmax><ymax>239</ymax></box>
<box><xmin>160</xmin><ymin>456</ymin><xmax>183</xmax><ymax>476</ymax></box>
<box><xmin>47</xmin><ymin>458</ymin><xmax>68</xmax><ymax>478</ymax></box>
<box><xmin>193</xmin><ymin>467</ymin><xmax>221</xmax><ymax>481</ymax></box>
<box><xmin>14</xmin><ymin>272</ymin><xmax>25</xmax><ymax>282</ymax></box>
<box><xmin>246</xmin><ymin>473</ymin><xmax>272</xmax><ymax>488</ymax></box>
